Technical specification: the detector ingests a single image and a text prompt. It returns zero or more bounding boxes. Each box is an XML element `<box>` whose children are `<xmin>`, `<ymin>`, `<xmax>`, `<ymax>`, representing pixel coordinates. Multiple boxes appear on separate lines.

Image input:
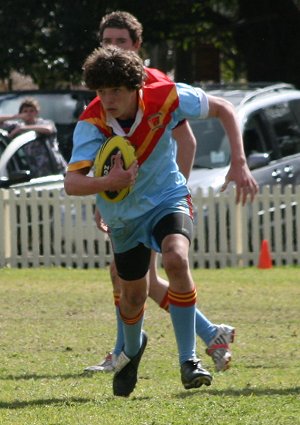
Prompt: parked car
<box><xmin>3</xmin><ymin>83</ymin><xmax>299</xmax><ymax>189</ymax></box>
<box><xmin>0</xmin><ymin>128</ymin><xmax>66</xmax><ymax>189</ymax></box>
<box><xmin>0</xmin><ymin>127</ymin><xmax>106</xmax><ymax>261</ymax></box>
<box><xmin>0</xmin><ymin>128</ymin><xmax>68</xmax><ymax>255</ymax></box>
<box><xmin>2</xmin><ymin>83</ymin><xmax>299</xmax><ymax>262</ymax></box>
<box><xmin>0</xmin><ymin>89</ymin><xmax>96</xmax><ymax>161</ymax></box>
<box><xmin>187</xmin><ymin>83</ymin><xmax>300</xmax><ymax>255</ymax></box>
<box><xmin>188</xmin><ymin>82</ymin><xmax>300</xmax><ymax>195</ymax></box>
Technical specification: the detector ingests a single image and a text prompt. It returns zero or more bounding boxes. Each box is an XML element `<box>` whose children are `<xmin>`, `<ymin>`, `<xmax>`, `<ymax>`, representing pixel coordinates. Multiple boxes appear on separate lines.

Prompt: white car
<box><xmin>0</xmin><ymin>128</ymin><xmax>66</xmax><ymax>190</ymax></box>
<box><xmin>0</xmin><ymin>90</ymin><xmax>95</xmax><ymax>161</ymax></box>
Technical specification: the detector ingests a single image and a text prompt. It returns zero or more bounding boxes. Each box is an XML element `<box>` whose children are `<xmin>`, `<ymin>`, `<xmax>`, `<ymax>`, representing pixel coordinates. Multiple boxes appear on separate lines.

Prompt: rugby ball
<box><xmin>94</xmin><ymin>135</ymin><xmax>136</xmax><ymax>202</ymax></box>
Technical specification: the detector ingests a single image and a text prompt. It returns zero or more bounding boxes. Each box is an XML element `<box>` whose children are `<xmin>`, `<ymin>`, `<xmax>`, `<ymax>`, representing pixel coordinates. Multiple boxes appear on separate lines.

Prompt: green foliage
<box><xmin>0</xmin><ymin>267</ymin><xmax>299</xmax><ymax>424</ymax></box>
<box><xmin>1</xmin><ymin>0</ymin><xmax>300</xmax><ymax>87</ymax></box>
<box><xmin>0</xmin><ymin>0</ymin><xmax>240</xmax><ymax>87</ymax></box>
<box><xmin>0</xmin><ymin>0</ymin><xmax>300</xmax><ymax>89</ymax></box>
<box><xmin>0</xmin><ymin>0</ymin><xmax>110</xmax><ymax>87</ymax></box>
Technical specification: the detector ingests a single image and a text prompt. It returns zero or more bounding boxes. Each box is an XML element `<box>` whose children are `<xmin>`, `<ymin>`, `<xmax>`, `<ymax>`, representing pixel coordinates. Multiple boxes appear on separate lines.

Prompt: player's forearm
<box><xmin>208</xmin><ymin>95</ymin><xmax>246</xmax><ymax>166</ymax></box>
<box><xmin>64</xmin><ymin>164</ymin><xmax>136</xmax><ymax>196</ymax></box>
<box><xmin>224</xmin><ymin>120</ymin><xmax>247</xmax><ymax>166</ymax></box>
<box><xmin>0</xmin><ymin>114</ymin><xmax>16</xmax><ymax>123</ymax></box>
<box><xmin>64</xmin><ymin>172</ymin><xmax>109</xmax><ymax>196</ymax></box>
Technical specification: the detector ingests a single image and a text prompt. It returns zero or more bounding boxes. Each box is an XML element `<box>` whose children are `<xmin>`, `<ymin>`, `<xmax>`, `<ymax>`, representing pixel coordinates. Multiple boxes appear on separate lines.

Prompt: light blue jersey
<box><xmin>69</xmin><ymin>83</ymin><xmax>209</xmax><ymax>232</ymax></box>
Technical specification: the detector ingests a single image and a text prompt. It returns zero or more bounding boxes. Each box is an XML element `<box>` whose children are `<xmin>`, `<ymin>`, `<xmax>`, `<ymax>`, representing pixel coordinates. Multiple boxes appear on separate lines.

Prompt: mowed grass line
<box><xmin>0</xmin><ymin>267</ymin><xmax>299</xmax><ymax>425</ymax></box>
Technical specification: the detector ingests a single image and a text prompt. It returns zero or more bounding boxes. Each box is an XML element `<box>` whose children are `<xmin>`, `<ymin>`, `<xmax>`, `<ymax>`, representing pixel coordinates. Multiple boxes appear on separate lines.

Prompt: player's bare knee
<box><xmin>123</xmin><ymin>291</ymin><xmax>147</xmax><ymax>308</ymax></box>
<box><xmin>163</xmin><ymin>250</ymin><xmax>189</xmax><ymax>275</ymax></box>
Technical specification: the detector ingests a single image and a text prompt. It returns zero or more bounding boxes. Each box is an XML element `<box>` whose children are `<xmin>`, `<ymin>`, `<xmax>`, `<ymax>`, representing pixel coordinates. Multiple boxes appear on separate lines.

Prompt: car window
<box><xmin>243</xmin><ymin>112</ymin><xmax>273</xmax><ymax>157</ymax></box>
<box><xmin>0</xmin><ymin>92</ymin><xmax>95</xmax><ymax>162</ymax></box>
<box><xmin>0</xmin><ymin>97</ymin><xmax>21</xmax><ymax>115</ymax></box>
<box><xmin>6</xmin><ymin>138</ymin><xmax>59</xmax><ymax>178</ymax></box>
<box><xmin>290</xmin><ymin>99</ymin><xmax>300</xmax><ymax>124</ymax></box>
<box><xmin>35</xmin><ymin>94</ymin><xmax>93</xmax><ymax>123</ymax></box>
<box><xmin>0</xmin><ymin>137</ymin><xmax>7</xmax><ymax>157</ymax></box>
<box><xmin>288</xmin><ymin>99</ymin><xmax>300</xmax><ymax>154</ymax></box>
<box><xmin>263</xmin><ymin>101</ymin><xmax>300</xmax><ymax>157</ymax></box>
<box><xmin>0</xmin><ymin>92</ymin><xmax>94</xmax><ymax>125</ymax></box>
<box><xmin>189</xmin><ymin>118</ymin><xmax>231</xmax><ymax>168</ymax></box>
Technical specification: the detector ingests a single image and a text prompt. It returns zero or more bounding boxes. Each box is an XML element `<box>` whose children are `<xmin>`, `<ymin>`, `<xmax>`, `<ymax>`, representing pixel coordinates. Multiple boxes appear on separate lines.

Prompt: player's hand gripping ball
<box><xmin>94</xmin><ymin>136</ymin><xmax>137</xmax><ymax>202</ymax></box>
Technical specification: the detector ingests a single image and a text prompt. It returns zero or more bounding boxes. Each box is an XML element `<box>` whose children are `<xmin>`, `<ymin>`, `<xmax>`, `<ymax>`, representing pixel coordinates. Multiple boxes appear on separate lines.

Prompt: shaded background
<box><xmin>0</xmin><ymin>0</ymin><xmax>300</xmax><ymax>89</ymax></box>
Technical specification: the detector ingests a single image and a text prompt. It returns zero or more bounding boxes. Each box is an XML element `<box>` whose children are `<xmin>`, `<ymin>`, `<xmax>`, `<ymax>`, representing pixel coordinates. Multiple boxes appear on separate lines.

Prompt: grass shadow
<box><xmin>0</xmin><ymin>372</ymin><xmax>88</xmax><ymax>381</ymax></box>
<box><xmin>0</xmin><ymin>397</ymin><xmax>91</xmax><ymax>410</ymax></box>
<box><xmin>176</xmin><ymin>386</ymin><xmax>300</xmax><ymax>398</ymax></box>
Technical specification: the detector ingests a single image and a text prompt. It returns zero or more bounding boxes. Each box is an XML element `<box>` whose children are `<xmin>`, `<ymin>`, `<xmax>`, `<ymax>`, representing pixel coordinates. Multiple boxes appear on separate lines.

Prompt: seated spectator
<box><xmin>0</xmin><ymin>98</ymin><xmax>66</xmax><ymax>178</ymax></box>
<box><xmin>0</xmin><ymin>97</ymin><xmax>56</xmax><ymax>139</ymax></box>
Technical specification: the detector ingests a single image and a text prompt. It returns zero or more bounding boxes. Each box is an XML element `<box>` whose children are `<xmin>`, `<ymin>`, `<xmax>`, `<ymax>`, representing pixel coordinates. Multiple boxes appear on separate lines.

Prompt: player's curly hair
<box><xmin>83</xmin><ymin>46</ymin><xmax>146</xmax><ymax>91</ymax></box>
<box><xmin>98</xmin><ymin>11</ymin><xmax>143</xmax><ymax>45</ymax></box>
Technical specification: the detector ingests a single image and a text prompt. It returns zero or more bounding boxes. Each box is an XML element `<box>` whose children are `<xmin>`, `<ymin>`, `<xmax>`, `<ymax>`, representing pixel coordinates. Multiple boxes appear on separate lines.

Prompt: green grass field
<box><xmin>0</xmin><ymin>267</ymin><xmax>299</xmax><ymax>425</ymax></box>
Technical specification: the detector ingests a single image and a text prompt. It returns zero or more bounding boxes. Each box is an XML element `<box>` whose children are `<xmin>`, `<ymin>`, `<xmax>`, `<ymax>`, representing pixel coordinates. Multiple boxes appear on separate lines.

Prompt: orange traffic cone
<box><xmin>258</xmin><ymin>239</ymin><xmax>272</xmax><ymax>269</ymax></box>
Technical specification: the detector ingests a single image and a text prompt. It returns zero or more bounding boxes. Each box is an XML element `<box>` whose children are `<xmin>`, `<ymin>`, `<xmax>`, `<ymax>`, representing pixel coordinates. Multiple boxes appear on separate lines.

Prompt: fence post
<box><xmin>3</xmin><ymin>190</ymin><xmax>11</xmax><ymax>264</ymax></box>
<box><xmin>235</xmin><ymin>202</ymin><xmax>243</xmax><ymax>266</ymax></box>
<box><xmin>228</xmin><ymin>187</ymin><xmax>243</xmax><ymax>266</ymax></box>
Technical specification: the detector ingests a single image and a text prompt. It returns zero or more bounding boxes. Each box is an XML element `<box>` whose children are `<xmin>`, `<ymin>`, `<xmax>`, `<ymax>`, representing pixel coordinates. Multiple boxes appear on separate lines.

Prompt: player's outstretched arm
<box><xmin>208</xmin><ymin>95</ymin><xmax>258</xmax><ymax>204</ymax></box>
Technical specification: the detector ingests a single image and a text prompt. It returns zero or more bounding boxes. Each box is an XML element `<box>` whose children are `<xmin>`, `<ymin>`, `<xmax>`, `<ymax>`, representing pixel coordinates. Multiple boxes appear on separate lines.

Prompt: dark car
<box><xmin>0</xmin><ymin>89</ymin><xmax>96</xmax><ymax>161</ymax></box>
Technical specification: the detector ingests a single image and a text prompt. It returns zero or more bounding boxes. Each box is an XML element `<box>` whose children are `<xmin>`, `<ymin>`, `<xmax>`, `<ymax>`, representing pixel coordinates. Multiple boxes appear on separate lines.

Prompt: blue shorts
<box><xmin>111</xmin><ymin>195</ymin><xmax>194</xmax><ymax>280</ymax></box>
<box><xmin>109</xmin><ymin>194</ymin><xmax>194</xmax><ymax>254</ymax></box>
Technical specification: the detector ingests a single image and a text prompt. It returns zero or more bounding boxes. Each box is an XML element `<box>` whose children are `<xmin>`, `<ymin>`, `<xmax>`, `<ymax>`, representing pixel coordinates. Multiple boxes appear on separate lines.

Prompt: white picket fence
<box><xmin>1</xmin><ymin>185</ymin><xmax>299</xmax><ymax>269</ymax></box>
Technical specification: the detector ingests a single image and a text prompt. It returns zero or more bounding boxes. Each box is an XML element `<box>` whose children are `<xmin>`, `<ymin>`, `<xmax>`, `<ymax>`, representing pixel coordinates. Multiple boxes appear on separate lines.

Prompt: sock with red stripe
<box><xmin>114</xmin><ymin>305</ymin><xmax>124</xmax><ymax>356</ymax></box>
<box><xmin>159</xmin><ymin>289</ymin><xmax>217</xmax><ymax>345</ymax></box>
<box><xmin>168</xmin><ymin>287</ymin><xmax>197</xmax><ymax>365</ymax></box>
<box><xmin>159</xmin><ymin>291</ymin><xmax>169</xmax><ymax>311</ymax></box>
<box><xmin>120</xmin><ymin>306</ymin><xmax>144</xmax><ymax>358</ymax></box>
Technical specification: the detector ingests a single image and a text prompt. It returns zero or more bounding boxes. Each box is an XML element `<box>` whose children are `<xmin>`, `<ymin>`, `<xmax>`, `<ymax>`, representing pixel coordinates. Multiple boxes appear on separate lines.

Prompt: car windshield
<box><xmin>189</xmin><ymin>118</ymin><xmax>231</xmax><ymax>168</ymax></box>
<box><xmin>3</xmin><ymin>135</ymin><xmax>66</xmax><ymax>179</ymax></box>
<box><xmin>0</xmin><ymin>92</ymin><xmax>93</xmax><ymax>124</ymax></box>
<box><xmin>0</xmin><ymin>133</ymin><xmax>8</xmax><ymax>157</ymax></box>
